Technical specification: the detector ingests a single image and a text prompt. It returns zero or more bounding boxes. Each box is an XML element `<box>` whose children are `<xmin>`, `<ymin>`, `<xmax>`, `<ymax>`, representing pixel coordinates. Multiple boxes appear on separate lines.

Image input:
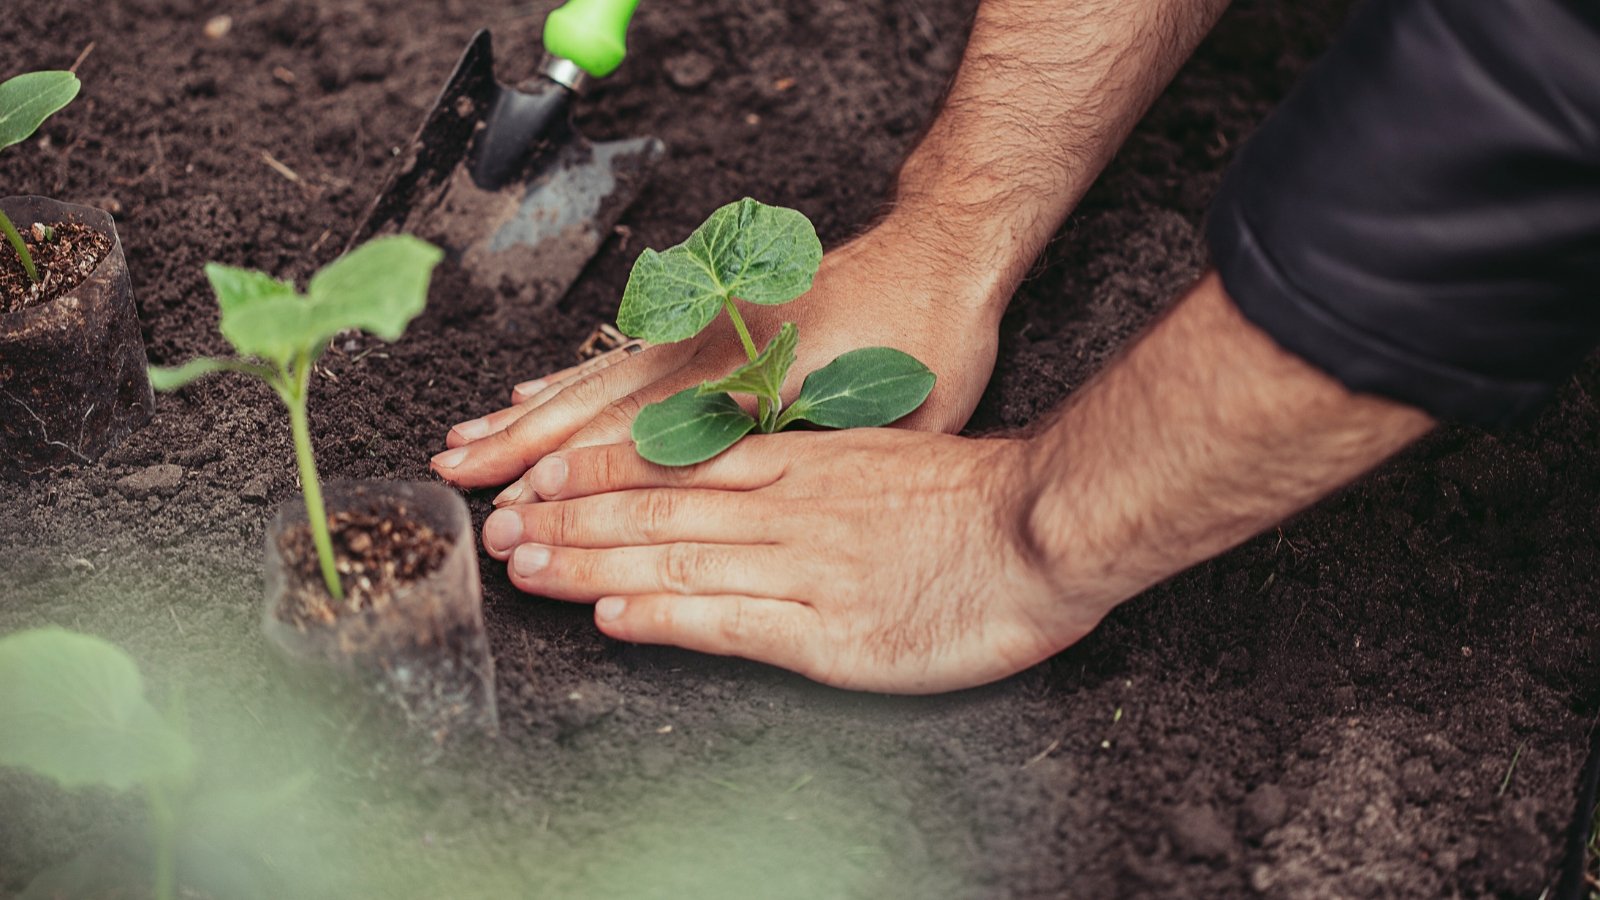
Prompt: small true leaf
<box><xmin>777</xmin><ymin>347</ymin><xmax>936</xmax><ymax>430</ymax></box>
<box><xmin>148</xmin><ymin>357</ymin><xmax>273</xmax><ymax>391</ymax></box>
<box><xmin>617</xmin><ymin>198</ymin><xmax>822</xmax><ymax>343</ymax></box>
<box><xmin>632</xmin><ymin>388</ymin><xmax>757</xmax><ymax>466</ymax></box>
<box><xmin>0</xmin><ymin>71</ymin><xmax>81</xmax><ymax>151</ymax></box>
<box><xmin>697</xmin><ymin>322</ymin><xmax>798</xmax><ymax>409</ymax></box>
<box><xmin>0</xmin><ymin>628</ymin><xmax>196</xmax><ymax>791</ymax></box>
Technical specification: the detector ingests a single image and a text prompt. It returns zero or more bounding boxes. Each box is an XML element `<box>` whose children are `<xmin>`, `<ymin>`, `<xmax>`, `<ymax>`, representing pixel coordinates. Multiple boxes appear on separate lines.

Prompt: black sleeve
<box><xmin>1205</xmin><ymin>0</ymin><xmax>1600</xmax><ymax>427</ymax></box>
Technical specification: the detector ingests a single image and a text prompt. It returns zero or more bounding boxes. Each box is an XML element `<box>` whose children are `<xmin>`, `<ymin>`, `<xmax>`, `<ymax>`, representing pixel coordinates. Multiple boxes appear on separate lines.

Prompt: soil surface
<box><xmin>278</xmin><ymin>497</ymin><xmax>451</xmax><ymax>625</ymax></box>
<box><xmin>3</xmin><ymin>1</ymin><xmax>1599</xmax><ymax>898</ymax></box>
<box><xmin>0</xmin><ymin>222</ymin><xmax>111</xmax><ymax>314</ymax></box>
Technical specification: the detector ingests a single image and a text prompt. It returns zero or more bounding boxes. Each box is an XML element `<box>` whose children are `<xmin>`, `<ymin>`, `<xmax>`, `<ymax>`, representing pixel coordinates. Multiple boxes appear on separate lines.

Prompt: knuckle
<box><xmin>634</xmin><ymin>490</ymin><xmax>679</xmax><ymax>541</ymax></box>
<box><xmin>547</xmin><ymin>502</ymin><xmax>587</xmax><ymax>545</ymax></box>
<box><xmin>599</xmin><ymin>393</ymin><xmax>645</xmax><ymax>428</ymax></box>
<box><xmin>718</xmin><ymin>604</ymin><xmax>749</xmax><ymax>645</ymax></box>
<box><xmin>659</xmin><ymin>543</ymin><xmax>710</xmax><ymax>594</ymax></box>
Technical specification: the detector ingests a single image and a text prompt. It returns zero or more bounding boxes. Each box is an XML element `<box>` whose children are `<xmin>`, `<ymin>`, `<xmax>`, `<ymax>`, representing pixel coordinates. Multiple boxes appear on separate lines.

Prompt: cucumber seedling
<box><xmin>617</xmin><ymin>198</ymin><xmax>935</xmax><ymax>465</ymax></box>
<box><xmin>0</xmin><ymin>70</ymin><xmax>81</xmax><ymax>282</ymax></box>
<box><xmin>148</xmin><ymin>236</ymin><xmax>443</xmax><ymax>601</ymax></box>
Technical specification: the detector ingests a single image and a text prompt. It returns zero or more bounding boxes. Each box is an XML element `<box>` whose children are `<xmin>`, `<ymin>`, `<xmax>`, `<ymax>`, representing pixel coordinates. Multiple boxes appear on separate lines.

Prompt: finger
<box><xmin>481</xmin><ymin>489</ymin><xmax>769</xmax><ymax>557</ymax></box>
<box><xmin>593</xmin><ymin>594</ymin><xmax>822</xmax><ymax>676</ymax></box>
<box><xmin>446</xmin><ymin>399</ymin><xmax>541</xmax><ymax>448</ymax></box>
<box><xmin>452</xmin><ymin>343</ymin><xmax>657</xmax><ymax>448</ymax></box>
<box><xmin>511</xmin><ymin>340</ymin><xmax>648</xmax><ymax>404</ymax></box>
<box><xmin>493</xmin><ymin>439</ymin><xmax>786</xmax><ymax>506</ymax></box>
<box><xmin>431</xmin><ymin>345</ymin><xmax>687</xmax><ymax>488</ymax></box>
<box><xmin>504</xmin><ymin>542</ymin><xmax>796</xmax><ymax>602</ymax></box>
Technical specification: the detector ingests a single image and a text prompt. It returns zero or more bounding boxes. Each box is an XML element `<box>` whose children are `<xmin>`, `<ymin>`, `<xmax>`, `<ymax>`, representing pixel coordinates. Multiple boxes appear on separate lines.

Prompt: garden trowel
<box><xmin>351</xmin><ymin>0</ymin><xmax>663</xmax><ymax>317</ymax></box>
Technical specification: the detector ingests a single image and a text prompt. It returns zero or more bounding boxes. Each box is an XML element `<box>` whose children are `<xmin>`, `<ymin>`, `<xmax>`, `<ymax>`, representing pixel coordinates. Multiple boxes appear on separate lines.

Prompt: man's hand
<box><xmin>477</xmin><ymin>429</ymin><xmax>1102</xmax><ymax>694</ymax></box>
<box><xmin>431</xmin><ymin>0</ymin><xmax>1231</xmax><ymax>495</ymax></box>
<box><xmin>478</xmin><ymin>273</ymin><xmax>1433</xmax><ymax>694</ymax></box>
<box><xmin>432</xmin><ymin>223</ymin><xmax>1003</xmax><ymax>498</ymax></box>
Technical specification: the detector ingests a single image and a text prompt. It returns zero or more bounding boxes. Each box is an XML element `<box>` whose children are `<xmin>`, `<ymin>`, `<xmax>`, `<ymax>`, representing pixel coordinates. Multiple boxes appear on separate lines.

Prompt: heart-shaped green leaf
<box><xmin>697</xmin><ymin>322</ymin><xmax>798</xmax><ymax>411</ymax></box>
<box><xmin>306</xmin><ymin>235</ymin><xmax>444</xmax><ymax>342</ymax></box>
<box><xmin>0</xmin><ymin>628</ymin><xmax>195</xmax><ymax>791</ymax></box>
<box><xmin>777</xmin><ymin>347</ymin><xmax>936</xmax><ymax>430</ymax></box>
<box><xmin>617</xmin><ymin>198</ymin><xmax>822</xmax><ymax>343</ymax></box>
<box><xmin>633</xmin><ymin>388</ymin><xmax>757</xmax><ymax>466</ymax></box>
<box><xmin>0</xmin><ymin>71</ymin><xmax>81</xmax><ymax>151</ymax></box>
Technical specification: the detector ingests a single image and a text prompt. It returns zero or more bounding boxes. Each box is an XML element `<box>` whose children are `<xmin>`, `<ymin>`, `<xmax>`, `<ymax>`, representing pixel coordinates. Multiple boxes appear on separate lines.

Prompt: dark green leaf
<box><xmin>777</xmin><ymin>347</ymin><xmax>936</xmax><ymax>430</ymax></box>
<box><xmin>697</xmin><ymin>322</ymin><xmax>798</xmax><ymax>411</ymax></box>
<box><xmin>617</xmin><ymin>198</ymin><xmax>822</xmax><ymax>343</ymax></box>
<box><xmin>0</xmin><ymin>628</ymin><xmax>195</xmax><ymax>791</ymax></box>
<box><xmin>0</xmin><ymin>71</ymin><xmax>80</xmax><ymax>151</ymax></box>
<box><xmin>632</xmin><ymin>388</ymin><xmax>757</xmax><ymax>466</ymax></box>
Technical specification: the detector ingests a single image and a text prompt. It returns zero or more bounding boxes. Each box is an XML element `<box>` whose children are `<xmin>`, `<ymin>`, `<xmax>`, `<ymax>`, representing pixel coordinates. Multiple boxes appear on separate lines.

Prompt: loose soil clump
<box><xmin>0</xmin><ymin>222</ymin><xmax>111</xmax><ymax>314</ymax></box>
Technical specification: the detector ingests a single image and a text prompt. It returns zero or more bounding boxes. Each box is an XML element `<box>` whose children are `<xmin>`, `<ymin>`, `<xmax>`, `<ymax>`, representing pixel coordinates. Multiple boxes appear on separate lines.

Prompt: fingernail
<box><xmin>595</xmin><ymin>596</ymin><xmax>626</xmax><ymax>622</ymax></box>
<box><xmin>515</xmin><ymin>379</ymin><xmax>545</xmax><ymax>398</ymax></box>
<box><xmin>483</xmin><ymin>509</ymin><xmax>522</xmax><ymax>553</ymax></box>
<box><xmin>513</xmin><ymin>544</ymin><xmax>551</xmax><ymax>577</ymax></box>
<box><xmin>531</xmin><ymin>455</ymin><xmax>568</xmax><ymax>497</ymax></box>
<box><xmin>494</xmin><ymin>480</ymin><xmax>525</xmax><ymax>506</ymax></box>
<box><xmin>432</xmin><ymin>447</ymin><xmax>468</xmax><ymax>470</ymax></box>
<box><xmin>452</xmin><ymin>417</ymin><xmax>490</xmax><ymax>441</ymax></box>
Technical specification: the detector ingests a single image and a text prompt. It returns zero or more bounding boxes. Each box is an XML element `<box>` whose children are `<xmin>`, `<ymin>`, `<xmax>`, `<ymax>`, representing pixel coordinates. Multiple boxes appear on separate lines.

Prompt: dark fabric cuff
<box><xmin>1207</xmin><ymin>207</ymin><xmax>1553</xmax><ymax>428</ymax></box>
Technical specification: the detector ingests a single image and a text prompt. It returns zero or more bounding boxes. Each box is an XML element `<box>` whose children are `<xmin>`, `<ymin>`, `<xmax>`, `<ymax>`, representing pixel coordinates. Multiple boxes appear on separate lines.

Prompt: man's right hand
<box><xmin>430</xmin><ymin>220</ymin><xmax>1004</xmax><ymax>500</ymax></box>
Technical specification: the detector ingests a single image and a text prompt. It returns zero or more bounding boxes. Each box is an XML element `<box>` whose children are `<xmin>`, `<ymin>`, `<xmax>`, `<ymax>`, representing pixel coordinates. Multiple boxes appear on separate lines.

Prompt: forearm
<box><xmin>881</xmin><ymin>0</ymin><xmax>1229</xmax><ymax>312</ymax></box>
<box><xmin>1019</xmin><ymin>273</ymin><xmax>1434</xmax><ymax>622</ymax></box>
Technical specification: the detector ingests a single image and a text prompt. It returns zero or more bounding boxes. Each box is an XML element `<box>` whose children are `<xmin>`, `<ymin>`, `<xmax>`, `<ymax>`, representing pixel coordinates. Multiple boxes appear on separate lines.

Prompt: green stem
<box><xmin>720</xmin><ymin>297</ymin><xmax>769</xmax><ymax>423</ymax></box>
<box><xmin>721</xmin><ymin>297</ymin><xmax>759</xmax><ymax>361</ymax></box>
<box><xmin>287</xmin><ymin>359</ymin><xmax>343</xmax><ymax>601</ymax></box>
<box><xmin>0</xmin><ymin>208</ymin><xmax>39</xmax><ymax>282</ymax></box>
<box><xmin>146</xmin><ymin>785</ymin><xmax>177</xmax><ymax>900</ymax></box>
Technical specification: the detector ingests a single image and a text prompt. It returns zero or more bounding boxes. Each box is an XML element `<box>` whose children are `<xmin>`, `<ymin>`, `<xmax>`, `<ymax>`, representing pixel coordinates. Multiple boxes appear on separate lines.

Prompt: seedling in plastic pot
<box><xmin>617</xmin><ymin>198</ymin><xmax>935</xmax><ymax>465</ymax></box>
<box><xmin>0</xmin><ymin>70</ymin><xmax>81</xmax><ymax>281</ymax></box>
<box><xmin>148</xmin><ymin>236</ymin><xmax>443</xmax><ymax>601</ymax></box>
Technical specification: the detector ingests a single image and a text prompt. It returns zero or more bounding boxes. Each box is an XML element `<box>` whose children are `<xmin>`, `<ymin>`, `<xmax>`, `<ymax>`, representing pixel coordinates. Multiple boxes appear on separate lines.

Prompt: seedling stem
<box><xmin>720</xmin><ymin>296</ymin><xmax>768</xmax><ymax>422</ymax></box>
<box><xmin>0</xmin><ymin>209</ymin><xmax>39</xmax><ymax>282</ymax></box>
<box><xmin>146</xmin><ymin>783</ymin><xmax>178</xmax><ymax>900</ymax></box>
<box><xmin>283</xmin><ymin>358</ymin><xmax>342</xmax><ymax>601</ymax></box>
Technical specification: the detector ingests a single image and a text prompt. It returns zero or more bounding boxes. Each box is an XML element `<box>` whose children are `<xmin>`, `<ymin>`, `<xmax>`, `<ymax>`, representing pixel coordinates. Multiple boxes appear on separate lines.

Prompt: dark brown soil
<box><xmin>2</xmin><ymin>1</ymin><xmax>1598</xmax><ymax>898</ymax></box>
<box><xmin>0</xmin><ymin>222</ymin><xmax>111</xmax><ymax>314</ymax></box>
<box><xmin>277</xmin><ymin>499</ymin><xmax>451</xmax><ymax>626</ymax></box>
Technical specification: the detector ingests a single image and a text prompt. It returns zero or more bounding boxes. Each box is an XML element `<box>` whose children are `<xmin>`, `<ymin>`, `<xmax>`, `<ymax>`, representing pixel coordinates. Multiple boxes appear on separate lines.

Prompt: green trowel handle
<box><xmin>544</xmin><ymin>0</ymin><xmax>640</xmax><ymax>78</ymax></box>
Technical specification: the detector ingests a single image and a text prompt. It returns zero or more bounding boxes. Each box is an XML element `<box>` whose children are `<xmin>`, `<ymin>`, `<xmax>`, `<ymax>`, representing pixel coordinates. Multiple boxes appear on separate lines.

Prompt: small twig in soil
<box><xmin>167</xmin><ymin>606</ymin><xmax>185</xmax><ymax>636</ymax></box>
<box><xmin>576</xmin><ymin>323</ymin><xmax>628</xmax><ymax>361</ymax></box>
<box><xmin>307</xmin><ymin>227</ymin><xmax>334</xmax><ymax>260</ymax></box>
<box><xmin>783</xmin><ymin>773</ymin><xmax>814</xmax><ymax>794</ymax></box>
<box><xmin>69</xmin><ymin>41</ymin><xmax>97</xmax><ymax>74</ymax></box>
<box><xmin>260</xmin><ymin>150</ymin><xmax>303</xmax><ymax>185</ymax></box>
<box><xmin>1023</xmin><ymin>738</ymin><xmax>1061</xmax><ymax>768</ymax></box>
<box><xmin>1499</xmin><ymin>739</ymin><xmax>1529</xmax><ymax>797</ymax></box>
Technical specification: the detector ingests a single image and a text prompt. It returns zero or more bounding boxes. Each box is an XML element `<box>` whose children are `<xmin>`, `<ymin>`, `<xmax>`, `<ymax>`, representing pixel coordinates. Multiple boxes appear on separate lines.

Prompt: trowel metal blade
<box><xmin>351</xmin><ymin>29</ymin><xmax>664</xmax><ymax>316</ymax></box>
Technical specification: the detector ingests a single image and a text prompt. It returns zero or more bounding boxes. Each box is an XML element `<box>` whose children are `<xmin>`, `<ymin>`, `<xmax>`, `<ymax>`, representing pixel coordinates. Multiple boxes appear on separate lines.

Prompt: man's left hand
<box><xmin>477</xmin><ymin>430</ymin><xmax>1099</xmax><ymax>694</ymax></box>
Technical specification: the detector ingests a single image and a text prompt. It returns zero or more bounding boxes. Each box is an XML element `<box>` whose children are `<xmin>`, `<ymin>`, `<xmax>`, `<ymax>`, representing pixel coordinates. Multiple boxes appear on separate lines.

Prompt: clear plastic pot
<box><xmin>263</xmin><ymin>479</ymin><xmax>498</xmax><ymax>739</ymax></box>
<box><xmin>0</xmin><ymin>196</ymin><xmax>151</xmax><ymax>475</ymax></box>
